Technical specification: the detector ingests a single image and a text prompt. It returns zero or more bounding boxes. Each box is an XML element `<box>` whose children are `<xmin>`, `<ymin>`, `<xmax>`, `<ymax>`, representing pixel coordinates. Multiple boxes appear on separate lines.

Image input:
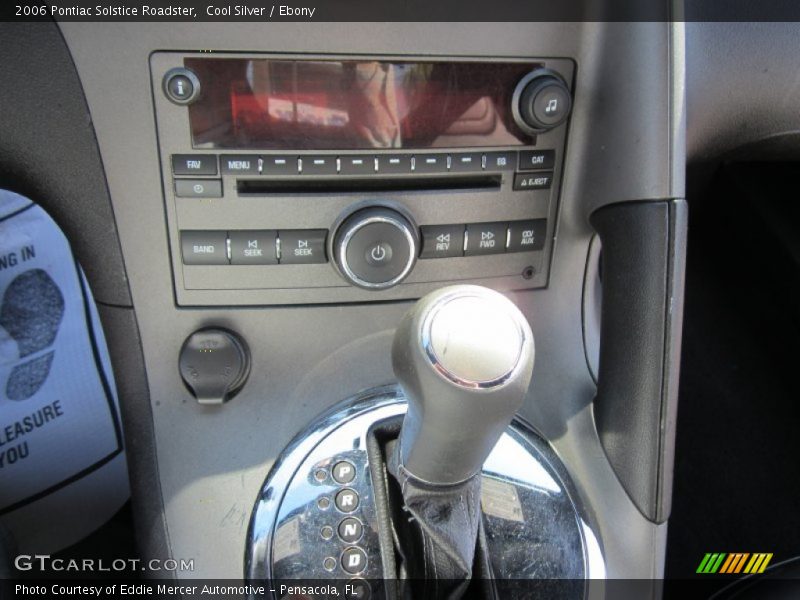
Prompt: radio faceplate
<box><xmin>150</xmin><ymin>53</ymin><xmax>574</xmax><ymax>306</ymax></box>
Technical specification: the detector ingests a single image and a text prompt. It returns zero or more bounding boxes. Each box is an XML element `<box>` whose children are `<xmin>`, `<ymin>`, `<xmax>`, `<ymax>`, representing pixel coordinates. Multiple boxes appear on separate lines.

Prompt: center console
<box><xmin>57</xmin><ymin>21</ymin><xmax>685</xmax><ymax>587</ymax></box>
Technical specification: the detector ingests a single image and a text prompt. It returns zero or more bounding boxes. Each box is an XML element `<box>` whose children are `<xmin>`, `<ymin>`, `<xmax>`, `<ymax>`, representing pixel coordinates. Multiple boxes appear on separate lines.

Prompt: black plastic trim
<box><xmin>589</xmin><ymin>198</ymin><xmax>687</xmax><ymax>523</ymax></box>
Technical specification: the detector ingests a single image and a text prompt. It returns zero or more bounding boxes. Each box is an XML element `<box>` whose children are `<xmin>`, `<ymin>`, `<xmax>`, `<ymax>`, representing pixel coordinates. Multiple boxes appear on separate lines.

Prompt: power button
<box><xmin>333</xmin><ymin>207</ymin><xmax>418</xmax><ymax>290</ymax></box>
<box><xmin>366</xmin><ymin>242</ymin><xmax>393</xmax><ymax>267</ymax></box>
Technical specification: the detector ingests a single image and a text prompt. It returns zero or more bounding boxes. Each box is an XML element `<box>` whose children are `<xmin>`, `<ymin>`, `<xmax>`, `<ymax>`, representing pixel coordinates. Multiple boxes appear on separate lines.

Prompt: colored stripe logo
<box><xmin>697</xmin><ymin>553</ymin><xmax>773</xmax><ymax>574</ymax></box>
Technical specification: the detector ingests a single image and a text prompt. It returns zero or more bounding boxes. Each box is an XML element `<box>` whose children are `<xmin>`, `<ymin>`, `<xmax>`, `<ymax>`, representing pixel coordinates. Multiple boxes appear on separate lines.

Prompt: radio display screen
<box><xmin>185</xmin><ymin>58</ymin><xmax>539</xmax><ymax>150</ymax></box>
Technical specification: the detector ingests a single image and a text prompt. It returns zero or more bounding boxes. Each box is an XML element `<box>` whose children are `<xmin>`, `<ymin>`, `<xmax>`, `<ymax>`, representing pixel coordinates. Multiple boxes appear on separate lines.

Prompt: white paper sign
<box><xmin>0</xmin><ymin>190</ymin><xmax>128</xmax><ymax>551</ymax></box>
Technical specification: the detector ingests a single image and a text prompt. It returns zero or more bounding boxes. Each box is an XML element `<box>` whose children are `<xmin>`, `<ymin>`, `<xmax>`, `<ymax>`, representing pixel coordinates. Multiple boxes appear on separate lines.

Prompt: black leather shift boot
<box><xmin>367</xmin><ymin>417</ymin><xmax>494</xmax><ymax>600</ymax></box>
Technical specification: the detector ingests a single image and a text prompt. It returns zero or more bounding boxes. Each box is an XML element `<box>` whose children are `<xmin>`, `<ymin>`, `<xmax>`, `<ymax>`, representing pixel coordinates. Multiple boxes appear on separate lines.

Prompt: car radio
<box><xmin>150</xmin><ymin>53</ymin><xmax>574</xmax><ymax>305</ymax></box>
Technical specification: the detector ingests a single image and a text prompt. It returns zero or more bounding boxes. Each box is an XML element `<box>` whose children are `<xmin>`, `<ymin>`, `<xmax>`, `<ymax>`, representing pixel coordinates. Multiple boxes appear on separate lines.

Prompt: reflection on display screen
<box><xmin>186</xmin><ymin>58</ymin><xmax>538</xmax><ymax>149</ymax></box>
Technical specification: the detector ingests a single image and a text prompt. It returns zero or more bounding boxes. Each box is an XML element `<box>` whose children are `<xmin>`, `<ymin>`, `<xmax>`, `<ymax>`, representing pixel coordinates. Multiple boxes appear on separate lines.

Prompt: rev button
<box><xmin>420</xmin><ymin>225</ymin><xmax>465</xmax><ymax>259</ymax></box>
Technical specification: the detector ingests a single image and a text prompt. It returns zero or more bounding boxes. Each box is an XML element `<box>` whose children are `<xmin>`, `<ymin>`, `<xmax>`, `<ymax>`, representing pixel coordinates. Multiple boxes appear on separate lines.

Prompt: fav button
<box><xmin>172</xmin><ymin>154</ymin><xmax>218</xmax><ymax>176</ymax></box>
<box><xmin>279</xmin><ymin>230</ymin><xmax>327</xmax><ymax>264</ymax></box>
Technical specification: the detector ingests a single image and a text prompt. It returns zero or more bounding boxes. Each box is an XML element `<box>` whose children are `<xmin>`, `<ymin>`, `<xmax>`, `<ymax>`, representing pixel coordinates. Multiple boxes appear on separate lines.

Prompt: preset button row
<box><xmin>171</xmin><ymin>150</ymin><xmax>556</xmax><ymax>177</ymax></box>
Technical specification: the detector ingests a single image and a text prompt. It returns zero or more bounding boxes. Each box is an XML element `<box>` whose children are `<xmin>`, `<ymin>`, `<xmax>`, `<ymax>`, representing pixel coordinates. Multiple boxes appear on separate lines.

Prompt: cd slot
<box><xmin>236</xmin><ymin>174</ymin><xmax>502</xmax><ymax>195</ymax></box>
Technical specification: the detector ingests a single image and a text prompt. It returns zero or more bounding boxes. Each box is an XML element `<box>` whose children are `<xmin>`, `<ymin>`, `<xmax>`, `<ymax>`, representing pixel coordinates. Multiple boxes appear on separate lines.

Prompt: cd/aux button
<box><xmin>507</xmin><ymin>220</ymin><xmax>547</xmax><ymax>252</ymax></box>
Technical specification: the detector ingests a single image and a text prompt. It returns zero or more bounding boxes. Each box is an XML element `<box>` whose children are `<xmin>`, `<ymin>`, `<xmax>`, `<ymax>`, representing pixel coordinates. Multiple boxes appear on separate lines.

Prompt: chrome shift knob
<box><xmin>392</xmin><ymin>285</ymin><xmax>535</xmax><ymax>485</ymax></box>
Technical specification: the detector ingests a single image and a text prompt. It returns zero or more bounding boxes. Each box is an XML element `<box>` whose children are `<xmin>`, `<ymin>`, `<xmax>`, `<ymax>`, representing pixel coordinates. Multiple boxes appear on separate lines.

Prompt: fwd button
<box><xmin>465</xmin><ymin>223</ymin><xmax>507</xmax><ymax>256</ymax></box>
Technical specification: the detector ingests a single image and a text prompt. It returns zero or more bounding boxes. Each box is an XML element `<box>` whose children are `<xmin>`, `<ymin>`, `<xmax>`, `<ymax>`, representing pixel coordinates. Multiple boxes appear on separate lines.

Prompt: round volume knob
<box><xmin>513</xmin><ymin>69</ymin><xmax>572</xmax><ymax>133</ymax></box>
<box><xmin>333</xmin><ymin>207</ymin><xmax>418</xmax><ymax>290</ymax></box>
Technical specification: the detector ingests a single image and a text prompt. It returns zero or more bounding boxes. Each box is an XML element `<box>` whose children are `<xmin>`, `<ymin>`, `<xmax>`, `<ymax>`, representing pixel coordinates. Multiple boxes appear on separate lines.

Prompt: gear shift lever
<box><xmin>393</xmin><ymin>285</ymin><xmax>535</xmax><ymax>485</ymax></box>
<box><xmin>383</xmin><ymin>285</ymin><xmax>535</xmax><ymax>595</ymax></box>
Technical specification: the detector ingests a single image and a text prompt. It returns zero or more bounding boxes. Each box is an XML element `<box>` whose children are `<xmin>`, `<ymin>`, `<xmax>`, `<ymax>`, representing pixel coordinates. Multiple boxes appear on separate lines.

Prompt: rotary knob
<box><xmin>333</xmin><ymin>207</ymin><xmax>419</xmax><ymax>290</ymax></box>
<box><xmin>513</xmin><ymin>69</ymin><xmax>572</xmax><ymax>134</ymax></box>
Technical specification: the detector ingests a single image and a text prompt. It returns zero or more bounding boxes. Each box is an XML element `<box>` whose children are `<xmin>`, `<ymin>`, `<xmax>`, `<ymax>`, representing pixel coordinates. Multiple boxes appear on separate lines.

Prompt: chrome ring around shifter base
<box><xmin>245</xmin><ymin>386</ymin><xmax>605</xmax><ymax>596</ymax></box>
